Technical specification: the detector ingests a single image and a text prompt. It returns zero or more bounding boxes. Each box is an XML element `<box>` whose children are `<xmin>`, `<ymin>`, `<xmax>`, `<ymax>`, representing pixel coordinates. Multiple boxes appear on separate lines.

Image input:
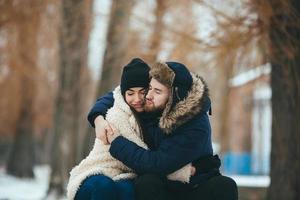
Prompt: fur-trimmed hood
<box><xmin>150</xmin><ymin>61</ymin><xmax>209</xmax><ymax>134</ymax></box>
<box><xmin>159</xmin><ymin>74</ymin><xmax>210</xmax><ymax>134</ymax></box>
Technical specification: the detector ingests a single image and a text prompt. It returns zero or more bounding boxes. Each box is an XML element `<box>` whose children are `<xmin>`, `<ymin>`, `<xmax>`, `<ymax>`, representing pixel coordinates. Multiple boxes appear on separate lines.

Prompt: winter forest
<box><xmin>0</xmin><ymin>0</ymin><xmax>299</xmax><ymax>199</ymax></box>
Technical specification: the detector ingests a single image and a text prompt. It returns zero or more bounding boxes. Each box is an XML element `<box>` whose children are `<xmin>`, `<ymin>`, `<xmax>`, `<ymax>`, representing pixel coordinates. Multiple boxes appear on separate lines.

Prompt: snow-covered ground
<box><xmin>0</xmin><ymin>165</ymin><xmax>53</xmax><ymax>200</ymax></box>
<box><xmin>230</xmin><ymin>175</ymin><xmax>270</xmax><ymax>188</ymax></box>
<box><xmin>0</xmin><ymin>164</ymin><xmax>270</xmax><ymax>200</ymax></box>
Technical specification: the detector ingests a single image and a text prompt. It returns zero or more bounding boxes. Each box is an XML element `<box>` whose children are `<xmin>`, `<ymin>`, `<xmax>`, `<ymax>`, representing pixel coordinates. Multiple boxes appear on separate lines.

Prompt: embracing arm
<box><xmin>87</xmin><ymin>92</ymin><xmax>114</xmax><ymax>127</ymax></box>
<box><xmin>109</xmin><ymin>115</ymin><xmax>213</xmax><ymax>175</ymax></box>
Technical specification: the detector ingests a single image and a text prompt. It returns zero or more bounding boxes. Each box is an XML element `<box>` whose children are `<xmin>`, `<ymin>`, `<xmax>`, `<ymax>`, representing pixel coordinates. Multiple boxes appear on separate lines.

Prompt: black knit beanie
<box><xmin>120</xmin><ymin>58</ymin><xmax>150</xmax><ymax>95</ymax></box>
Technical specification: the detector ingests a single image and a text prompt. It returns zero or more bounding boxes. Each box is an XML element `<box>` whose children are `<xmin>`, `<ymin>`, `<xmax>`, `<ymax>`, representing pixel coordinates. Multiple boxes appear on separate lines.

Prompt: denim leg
<box><xmin>115</xmin><ymin>179</ymin><xmax>135</xmax><ymax>200</ymax></box>
<box><xmin>75</xmin><ymin>175</ymin><xmax>118</xmax><ymax>200</ymax></box>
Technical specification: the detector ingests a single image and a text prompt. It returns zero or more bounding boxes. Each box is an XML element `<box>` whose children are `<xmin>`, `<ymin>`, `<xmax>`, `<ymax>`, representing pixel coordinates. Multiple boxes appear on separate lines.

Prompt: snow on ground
<box><xmin>230</xmin><ymin>175</ymin><xmax>270</xmax><ymax>188</ymax></box>
<box><xmin>0</xmin><ymin>165</ymin><xmax>52</xmax><ymax>200</ymax></box>
<box><xmin>0</xmin><ymin>165</ymin><xmax>270</xmax><ymax>200</ymax></box>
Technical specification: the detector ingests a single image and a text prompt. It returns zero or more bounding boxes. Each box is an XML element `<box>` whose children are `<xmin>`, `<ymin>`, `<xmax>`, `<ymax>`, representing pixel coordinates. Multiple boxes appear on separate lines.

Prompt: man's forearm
<box><xmin>87</xmin><ymin>92</ymin><xmax>115</xmax><ymax>127</ymax></box>
<box><xmin>109</xmin><ymin>136</ymin><xmax>189</xmax><ymax>175</ymax></box>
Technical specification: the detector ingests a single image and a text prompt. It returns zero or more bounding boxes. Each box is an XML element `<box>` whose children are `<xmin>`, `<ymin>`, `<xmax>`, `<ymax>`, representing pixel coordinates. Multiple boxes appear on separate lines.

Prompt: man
<box><xmin>88</xmin><ymin>60</ymin><xmax>238</xmax><ymax>200</ymax></box>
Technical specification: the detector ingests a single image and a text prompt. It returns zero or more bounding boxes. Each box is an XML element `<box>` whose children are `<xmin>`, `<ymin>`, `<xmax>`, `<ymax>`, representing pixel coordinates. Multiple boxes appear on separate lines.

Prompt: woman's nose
<box><xmin>133</xmin><ymin>94</ymin><xmax>141</xmax><ymax>103</ymax></box>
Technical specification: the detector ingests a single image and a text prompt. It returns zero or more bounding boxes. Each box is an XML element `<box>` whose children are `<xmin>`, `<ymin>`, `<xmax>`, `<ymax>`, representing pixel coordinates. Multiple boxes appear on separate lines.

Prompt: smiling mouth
<box><xmin>133</xmin><ymin>104</ymin><xmax>143</xmax><ymax>108</ymax></box>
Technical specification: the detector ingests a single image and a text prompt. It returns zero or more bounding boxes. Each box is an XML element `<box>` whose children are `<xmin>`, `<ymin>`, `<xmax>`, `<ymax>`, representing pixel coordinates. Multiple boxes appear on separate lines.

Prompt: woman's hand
<box><xmin>94</xmin><ymin>116</ymin><xmax>113</xmax><ymax>145</ymax></box>
<box><xmin>107</xmin><ymin>125</ymin><xmax>120</xmax><ymax>144</ymax></box>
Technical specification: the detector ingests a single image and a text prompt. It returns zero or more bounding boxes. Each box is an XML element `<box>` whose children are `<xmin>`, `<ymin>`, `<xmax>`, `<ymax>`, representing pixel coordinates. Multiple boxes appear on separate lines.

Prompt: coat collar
<box><xmin>112</xmin><ymin>86</ymin><xmax>132</xmax><ymax>115</ymax></box>
<box><xmin>159</xmin><ymin>74</ymin><xmax>209</xmax><ymax>134</ymax></box>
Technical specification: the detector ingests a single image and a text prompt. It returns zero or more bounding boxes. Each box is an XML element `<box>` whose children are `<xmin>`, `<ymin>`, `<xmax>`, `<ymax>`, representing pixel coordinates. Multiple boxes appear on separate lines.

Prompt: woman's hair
<box><xmin>130</xmin><ymin>108</ymin><xmax>145</xmax><ymax>141</ymax></box>
<box><xmin>120</xmin><ymin>58</ymin><xmax>150</xmax><ymax>140</ymax></box>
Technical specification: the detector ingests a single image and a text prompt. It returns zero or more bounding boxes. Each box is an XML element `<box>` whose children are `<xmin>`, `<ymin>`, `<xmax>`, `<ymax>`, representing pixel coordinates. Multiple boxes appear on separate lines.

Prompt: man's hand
<box><xmin>107</xmin><ymin>125</ymin><xmax>120</xmax><ymax>144</ymax></box>
<box><xmin>94</xmin><ymin>116</ymin><xmax>113</xmax><ymax>145</ymax></box>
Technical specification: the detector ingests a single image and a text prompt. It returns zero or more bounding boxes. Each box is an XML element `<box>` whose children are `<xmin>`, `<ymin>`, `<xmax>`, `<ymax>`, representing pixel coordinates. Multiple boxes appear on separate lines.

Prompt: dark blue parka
<box><xmin>88</xmin><ymin>62</ymin><xmax>218</xmax><ymax>187</ymax></box>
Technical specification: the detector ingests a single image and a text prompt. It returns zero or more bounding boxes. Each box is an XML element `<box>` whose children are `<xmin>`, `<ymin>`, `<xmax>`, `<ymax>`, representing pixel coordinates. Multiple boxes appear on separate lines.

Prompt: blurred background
<box><xmin>0</xmin><ymin>0</ymin><xmax>299</xmax><ymax>199</ymax></box>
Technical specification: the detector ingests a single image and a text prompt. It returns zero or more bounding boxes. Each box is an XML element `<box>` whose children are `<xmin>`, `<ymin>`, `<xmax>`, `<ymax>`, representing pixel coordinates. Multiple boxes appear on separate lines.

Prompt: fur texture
<box><xmin>150</xmin><ymin>62</ymin><xmax>175</xmax><ymax>88</ymax></box>
<box><xmin>149</xmin><ymin>62</ymin><xmax>209</xmax><ymax>134</ymax></box>
<box><xmin>160</xmin><ymin>74</ymin><xmax>209</xmax><ymax>134</ymax></box>
<box><xmin>66</xmin><ymin>86</ymin><xmax>192</xmax><ymax>200</ymax></box>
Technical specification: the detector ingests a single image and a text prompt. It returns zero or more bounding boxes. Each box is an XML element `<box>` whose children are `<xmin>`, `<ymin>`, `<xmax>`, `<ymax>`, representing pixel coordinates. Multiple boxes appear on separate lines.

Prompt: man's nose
<box><xmin>146</xmin><ymin>91</ymin><xmax>153</xmax><ymax>100</ymax></box>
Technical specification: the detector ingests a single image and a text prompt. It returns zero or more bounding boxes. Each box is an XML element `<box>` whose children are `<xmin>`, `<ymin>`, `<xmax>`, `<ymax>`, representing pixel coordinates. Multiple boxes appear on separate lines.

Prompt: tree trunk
<box><xmin>47</xmin><ymin>0</ymin><xmax>92</xmax><ymax>197</ymax></box>
<box><xmin>147</xmin><ymin>0</ymin><xmax>167</xmax><ymax>63</ymax></box>
<box><xmin>82</xmin><ymin>0</ymin><xmax>136</xmax><ymax>157</ymax></box>
<box><xmin>6</xmin><ymin>0</ymin><xmax>42</xmax><ymax>178</ymax></box>
<box><xmin>6</xmin><ymin>75</ymin><xmax>35</xmax><ymax>178</ymax></box>
<box><xmin>96</xmin><ymin>0</ymin><xmax>136</xmax><ymax>96</ymax></box>
<box><xmin>267</xmin><ymin>0</ymin><xmax>300</xmax><ymax>199</ymax></box>
<box><xmin>214</xmin><ymin>55</ymin><xmax>235</xmax><ymax>154</ymax></box>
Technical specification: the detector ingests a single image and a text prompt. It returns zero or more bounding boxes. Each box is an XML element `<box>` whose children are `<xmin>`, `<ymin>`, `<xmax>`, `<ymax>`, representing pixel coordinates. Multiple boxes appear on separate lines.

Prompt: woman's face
<box><xmin>125</xmin><ymin>87</ymin><xmax>147</xmax><ymax>112</ymax></box>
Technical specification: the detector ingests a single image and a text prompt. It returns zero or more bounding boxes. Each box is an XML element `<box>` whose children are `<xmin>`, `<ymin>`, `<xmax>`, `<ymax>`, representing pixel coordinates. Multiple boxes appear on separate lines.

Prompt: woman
<box><xmin>67</xmin><ymin>58</ymin><xmax>192</xmax><ymax>200</ymax></box>
<box><xmin>67</xmin><ymin>58</ymin><xmax>149</xmax><ymax>200</ymax></box>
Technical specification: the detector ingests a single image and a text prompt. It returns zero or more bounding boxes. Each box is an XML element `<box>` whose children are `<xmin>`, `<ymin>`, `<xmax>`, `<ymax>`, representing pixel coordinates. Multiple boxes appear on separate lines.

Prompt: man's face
<box><xmin>144</xmin><ymin>78</ymin><xmax>170</xmax><ymax>112</ymax></box>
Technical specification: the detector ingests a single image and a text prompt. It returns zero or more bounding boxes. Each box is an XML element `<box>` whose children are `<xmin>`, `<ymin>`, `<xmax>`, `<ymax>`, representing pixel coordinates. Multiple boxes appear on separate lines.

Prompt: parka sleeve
<box><xmin>87</xmin><ymin>92</ymin><xmax>114</xmax><ymax>127</ymax></box>
<box><xmin>109</xmin><ymin>114</ymin><xmax>213</xmax><ymax>175</ymax></box>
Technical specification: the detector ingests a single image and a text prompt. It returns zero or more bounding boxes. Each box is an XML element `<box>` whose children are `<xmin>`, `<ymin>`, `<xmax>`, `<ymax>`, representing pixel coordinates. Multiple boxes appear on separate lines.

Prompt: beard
<box><xmin>144</xmin><ymin>101</ymin><xmax>165</xmax><ymax>113</ymax></box>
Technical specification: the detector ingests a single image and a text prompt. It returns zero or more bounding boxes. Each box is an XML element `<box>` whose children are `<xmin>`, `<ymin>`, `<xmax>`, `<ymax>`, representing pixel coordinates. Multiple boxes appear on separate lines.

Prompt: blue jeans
<box><xmin>75</xmin><ymin>175</ymin><xmax>134</xmax><ymax>200</ymax></box>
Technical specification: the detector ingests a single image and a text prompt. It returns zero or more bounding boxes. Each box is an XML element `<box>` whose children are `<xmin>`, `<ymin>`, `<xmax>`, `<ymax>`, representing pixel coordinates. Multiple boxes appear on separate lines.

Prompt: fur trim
<box><xmin>66</xmin><ymin>139</ymin><xmax>137</xmax><ymax>200</ymax></box>
<box><xmin>67</xmin><ymin>86</ymin><xmax>193</xmax><ymax>199</ymax></box>
<box><xmin>167</xmin><ymin>163</ymin><xmax>192</xmax><ymax>183</ymax></box>
<box><xmin>67</xmin><ymin>87</ymin><xmax>146</xmax><ymax>200</ymax></box>
<box><xmin>150</xmin><ymin>62</ymin><xmax>175</xmax><ymax>88</ymax></box>
<box><xmin>149</xmin><ymin>62</ymin><xmax>175</xmax><ymax>119</ymax></box>
<box><xmin>160</xmin><ymin>74</ymin><xmax>209</xmax><ymax>134</ymax></box>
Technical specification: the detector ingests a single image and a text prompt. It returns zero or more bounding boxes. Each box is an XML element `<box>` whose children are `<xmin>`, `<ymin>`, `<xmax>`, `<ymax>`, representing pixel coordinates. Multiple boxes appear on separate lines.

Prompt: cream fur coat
<box><xmin>66</xmin><ymin>86</ymin><xmax>192</xmax><ymax>200</ymax></box>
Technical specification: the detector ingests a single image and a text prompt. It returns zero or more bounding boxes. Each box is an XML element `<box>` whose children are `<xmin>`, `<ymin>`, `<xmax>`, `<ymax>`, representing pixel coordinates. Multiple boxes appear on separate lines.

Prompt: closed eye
<box><xmin>154</xmin><ymin>89</ymin><xmax>161</xmax><ymax>94</ymax></box>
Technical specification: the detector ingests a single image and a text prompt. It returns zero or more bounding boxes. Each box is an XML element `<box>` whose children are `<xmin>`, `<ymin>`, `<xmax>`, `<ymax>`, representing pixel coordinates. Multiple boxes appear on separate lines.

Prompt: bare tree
<box><xmin>97</xmin><ymin>0</ymin><xmax>136</xmax><ymax>95</ymax></box>
<box><xmin>147</xmin><ymin>0</ymin><xmax>168</xmax><ymax>63</ymax></box>
<box><xmin>82</xmin><ymin>0</ymin><xmax>136</xmax><ymax>156</ymax></box>
<box><xmin>266</xmin><ymin>0</ymin><xmax>300</xmax><ymax>199</ymax></box>
<box><xmin>47</xmin><ymin>0</ymin><xmax>92</xmax><ymax>197</ymax></box>
<box><xmin>206</xmin><ymin>0</ymin><xmax>300</xmax><ymax>197</ymax></box>
<box><xmin>167</xmin><ymin>1</ymin><xmax>197</xmax><ymax>65</ymax></box>
<box><xmin>191</xmin><ymin>0</ymin><xmax>268</xmax><ymax>155</ymax></box>
<box><xmin>3</xmin><ymin>0</ymin><xmax>44</xmax><ymax>178</ymax></box>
